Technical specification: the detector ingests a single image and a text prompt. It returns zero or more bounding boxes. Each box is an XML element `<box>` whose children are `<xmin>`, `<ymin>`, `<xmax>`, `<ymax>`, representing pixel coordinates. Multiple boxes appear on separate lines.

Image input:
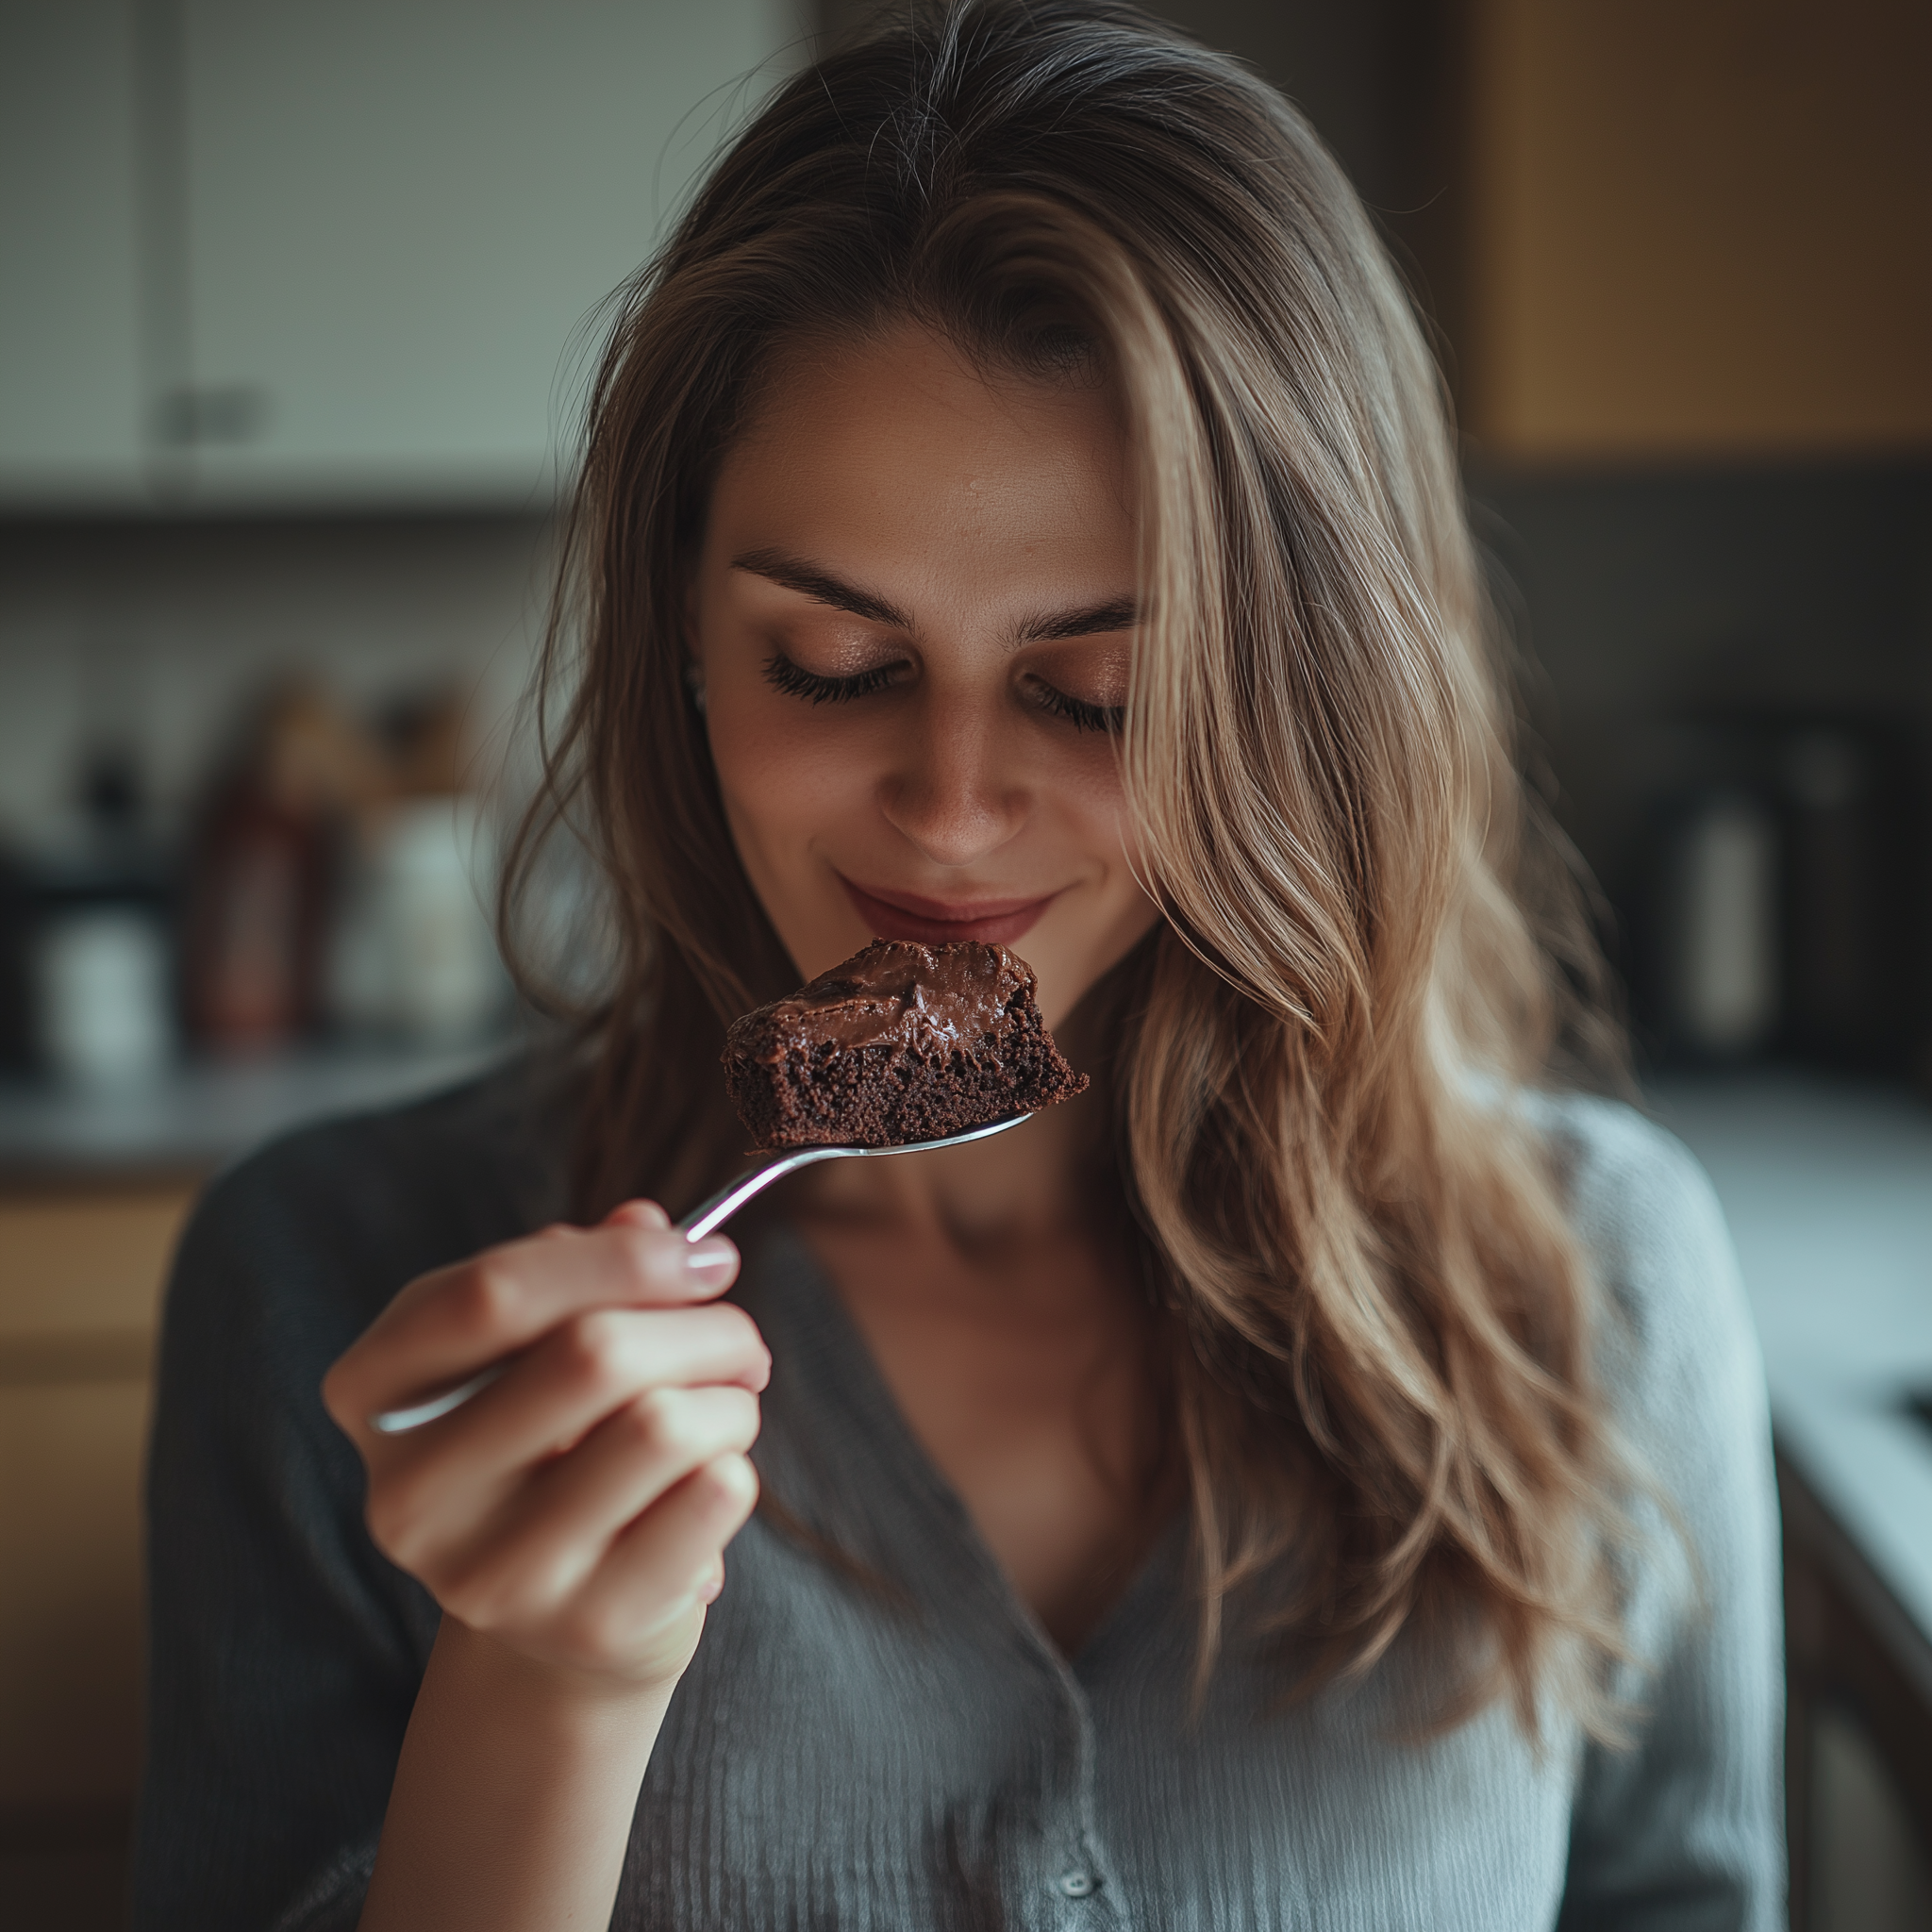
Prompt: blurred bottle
<box><xmin>326</xmin><ymin>690</ymin><xmax>506</xmax><ymax>1044</ymax></box>
<box><xmin>332</xmin><ymin>798</ymin><xmax>504</xmax><ymax>1043</ymax></box>
<box><xmin>1656</xmin><ymin>787</ymin><xmax>1781</xmax><ymax>1060</ymax></box>
<box><xmin>181</xmin><ymin>684</ymin><xmax>386</xmax><ymax>1051</ymax></box>
<box><xmin>180</xmin><ymin>777</ymin><xmax>325</xmax><ymax>1048</ymax></box>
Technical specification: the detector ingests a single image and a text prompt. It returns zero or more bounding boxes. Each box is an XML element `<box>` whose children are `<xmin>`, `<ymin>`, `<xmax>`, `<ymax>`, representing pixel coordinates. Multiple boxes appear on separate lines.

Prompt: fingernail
<box><xmin>683</xmin><ymin>1238</ymin><xmax>737</xmax><ymax>1280</ymax></box>
<box><xmin>698</xmin><ymin>1569</ymin><xmax>724</xmax><ymax>1605</ymax></box>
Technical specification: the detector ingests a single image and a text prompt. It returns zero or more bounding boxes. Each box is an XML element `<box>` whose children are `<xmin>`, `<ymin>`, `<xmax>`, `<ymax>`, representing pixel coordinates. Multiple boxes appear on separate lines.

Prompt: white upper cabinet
<box><xmin>0</xmin><ymin>0</ymin><xmax>148</xmax><ymax>508</ymax></box>
<box><xmin>0</xmin><ymin>0</ymin><xmax>804</xmax><ymax>513</ymax></box>
<box><xmin>175</xmin><ymin>0</ymin><xmax>802</xmax><ymax>508</ymax></box>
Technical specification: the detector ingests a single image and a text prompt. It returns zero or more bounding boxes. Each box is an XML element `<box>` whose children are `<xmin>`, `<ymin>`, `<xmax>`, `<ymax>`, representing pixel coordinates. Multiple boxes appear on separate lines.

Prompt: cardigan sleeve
<box><xmin>1548</xmin><ymin>1098</ymin><xmax>1787</xmax><ymax>1932</ymax></box>
<box><xmin>132</xmin><ymin>1070</ymin><xmax>561</xmax><ymax>1932</ymax></box>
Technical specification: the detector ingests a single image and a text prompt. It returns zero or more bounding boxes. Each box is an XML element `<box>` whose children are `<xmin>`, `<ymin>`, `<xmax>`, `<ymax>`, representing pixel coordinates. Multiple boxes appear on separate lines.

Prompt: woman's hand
<box><xmin>323</xmin><ymin>1202</ymin><xmax>767</xmax><ymax>1700</ymax></box>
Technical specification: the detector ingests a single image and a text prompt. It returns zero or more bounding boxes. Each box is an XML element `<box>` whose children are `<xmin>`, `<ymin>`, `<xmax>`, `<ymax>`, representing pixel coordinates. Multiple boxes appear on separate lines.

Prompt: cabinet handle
<box><xmin>153</xmin><ymin>384</ymin><xmax>270</xmax><ymax>446</ymax></box>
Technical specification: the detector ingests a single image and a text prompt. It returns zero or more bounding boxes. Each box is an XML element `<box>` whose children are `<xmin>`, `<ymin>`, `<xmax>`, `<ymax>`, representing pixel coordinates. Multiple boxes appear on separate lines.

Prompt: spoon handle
<box><xmin>368</xmin><ymin>1114</ymin><xmax>1028</xmax><ymax>1435</ymax></box>
<box><xmin>367</xmin><ymin>1149</ymin><xmax>826</xmax><ymax>1434</ymax></box>
<box><xmin>676</xmin><ymin>1142</ymin><xmax>851</xmax><ymax>1241</ymax></box>
<box><xmin>368</xmin><ymin>1362</ymin><xmax>506</xmax><ymax>1435</ymax></box>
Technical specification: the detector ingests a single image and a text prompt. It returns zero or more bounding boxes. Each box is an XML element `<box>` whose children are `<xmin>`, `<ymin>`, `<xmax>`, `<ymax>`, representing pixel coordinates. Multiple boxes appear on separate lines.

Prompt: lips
<box><xmin>840</xmin><ymin>875</ymin><xmax>1062</xmax><ymax>946</ymax></box>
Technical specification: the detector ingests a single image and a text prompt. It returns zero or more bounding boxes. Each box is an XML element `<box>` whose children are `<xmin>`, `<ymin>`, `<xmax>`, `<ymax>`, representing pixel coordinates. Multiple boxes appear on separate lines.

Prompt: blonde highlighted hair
<box><xmin>508</xmin><ymin>0</ymin><xmax>1636</xmax><ymax>1734</ymax></box>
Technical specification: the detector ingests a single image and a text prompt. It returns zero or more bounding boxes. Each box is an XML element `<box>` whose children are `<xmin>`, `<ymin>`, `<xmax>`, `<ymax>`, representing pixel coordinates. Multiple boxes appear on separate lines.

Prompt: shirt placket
<box><xmin>1024</xmin><ymin>1645</ymin><xmax>1130</xmax><ymax>1932</ymax></box>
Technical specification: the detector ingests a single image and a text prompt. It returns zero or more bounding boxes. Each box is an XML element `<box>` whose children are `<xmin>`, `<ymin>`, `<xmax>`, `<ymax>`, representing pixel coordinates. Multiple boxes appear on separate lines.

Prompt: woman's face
<box><xmin>690</xmin><ymin>322</ymin><xmax>1161</xmax><ymax>1026</ymax></box>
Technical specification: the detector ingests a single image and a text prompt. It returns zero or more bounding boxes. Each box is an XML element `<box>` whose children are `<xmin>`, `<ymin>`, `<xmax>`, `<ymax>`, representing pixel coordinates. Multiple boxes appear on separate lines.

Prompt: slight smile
<box><xmin>840</xmin><ymin>876</ymin><xmax>1065</xmax><ymax>946</ymax></box>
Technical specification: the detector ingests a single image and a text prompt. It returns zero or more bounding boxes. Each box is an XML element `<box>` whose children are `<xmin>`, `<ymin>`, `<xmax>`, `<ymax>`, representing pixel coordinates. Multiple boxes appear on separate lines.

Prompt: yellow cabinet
<box><xmin>1464</xmin><ymin>0</ymin><xmax>1932</xmax><ymax>459</ymax></box>
<box><xmin>0</xmin><ymin>1186</ymin><xmax>197</xmax><ymax>1816</ymax></box>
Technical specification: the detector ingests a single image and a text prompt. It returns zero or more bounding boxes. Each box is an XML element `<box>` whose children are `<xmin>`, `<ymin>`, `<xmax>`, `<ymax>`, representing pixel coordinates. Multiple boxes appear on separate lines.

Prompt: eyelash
<box><xmin>761</xmin><ymin>653</ymin><xmax>1124</xmax><ymax>734</ymax></box>
<box><xmin>760</xmin><ymin>654</ymin><xmax>902</xmax><ymax>705</ymax></box>
<box><xmin>1027</xmin><ymin>682</ymin><xmax>1125</xmax><ymax>735</ymax></box>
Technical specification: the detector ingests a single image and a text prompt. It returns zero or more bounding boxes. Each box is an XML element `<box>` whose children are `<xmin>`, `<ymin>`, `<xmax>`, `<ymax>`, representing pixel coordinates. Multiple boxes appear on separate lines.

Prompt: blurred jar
<box><xmin>329</xmin><ymin>797</ymin><xmax>505</xmax><ymax>1044</ymax></box>
<box><xmin>33</xmin><ymin>906</ymin><xmax>175</xmax><ymax>1088</ymax></box>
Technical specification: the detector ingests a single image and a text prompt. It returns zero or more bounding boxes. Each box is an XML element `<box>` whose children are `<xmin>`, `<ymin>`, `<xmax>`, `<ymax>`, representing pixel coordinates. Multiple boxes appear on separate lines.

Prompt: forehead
<box><xmin>709</xmin><ymin>322</ymin><xmax>1134</xmax><ymax>553</ymax></box>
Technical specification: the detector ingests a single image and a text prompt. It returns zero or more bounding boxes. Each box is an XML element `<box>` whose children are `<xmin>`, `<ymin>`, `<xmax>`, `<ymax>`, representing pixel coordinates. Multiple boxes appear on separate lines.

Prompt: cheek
<box><xmin>1053</xmin><ymin>742</ymin><xmax>1143</xmax><ymax>866</ymax></box>
<box><xmin>706</xmin><ymin>691</ymin><xmax>866</xmax><ymax>841</ymax></box>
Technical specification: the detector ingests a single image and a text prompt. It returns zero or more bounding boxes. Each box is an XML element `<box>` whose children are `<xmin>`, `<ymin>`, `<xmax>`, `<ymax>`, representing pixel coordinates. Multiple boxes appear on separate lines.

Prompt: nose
<box><xmin>876</xmin><ymin>692</ymin><xmax>1029</xmax><ymax>869</ymax></box>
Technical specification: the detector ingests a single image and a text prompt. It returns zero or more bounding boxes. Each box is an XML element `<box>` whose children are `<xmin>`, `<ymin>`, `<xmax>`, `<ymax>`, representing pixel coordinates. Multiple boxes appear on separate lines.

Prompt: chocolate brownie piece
<box><xmin>722</xmin><ymin>940</ymin><xmax>1087</xmax><ymax>1149</ymax></box>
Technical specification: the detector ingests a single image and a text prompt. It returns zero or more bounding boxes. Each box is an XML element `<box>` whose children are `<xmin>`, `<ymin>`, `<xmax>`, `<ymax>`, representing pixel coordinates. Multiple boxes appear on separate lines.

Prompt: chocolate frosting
<box><xmin>741</xmin><ymin>941</ymin><xmax>1028</xmax><ymax>1063</ymax></box>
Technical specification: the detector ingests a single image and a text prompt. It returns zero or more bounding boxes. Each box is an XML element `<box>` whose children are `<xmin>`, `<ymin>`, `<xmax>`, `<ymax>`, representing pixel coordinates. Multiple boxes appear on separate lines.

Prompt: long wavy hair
<box><xmin>506</xmin><ymin>0</ymin><xmax>1638</xmax><ymax>1734</ymax></box>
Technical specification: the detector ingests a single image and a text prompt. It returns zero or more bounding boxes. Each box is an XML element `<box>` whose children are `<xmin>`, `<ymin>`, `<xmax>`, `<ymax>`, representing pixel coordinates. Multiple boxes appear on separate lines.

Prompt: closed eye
<box><xmin>761</xmin><ymin>653</ymin><xmax>908</xmax><ymax>705</ymax></box>
<box><xmin>761</xmin><ymin>651</ymin><xmax>1124</xmax><ymax>732</ymax></box>
<box><xmin>1025</xmin><ymin>678</ymin><xmax>1124</xmax><ymax>734</ymax></box>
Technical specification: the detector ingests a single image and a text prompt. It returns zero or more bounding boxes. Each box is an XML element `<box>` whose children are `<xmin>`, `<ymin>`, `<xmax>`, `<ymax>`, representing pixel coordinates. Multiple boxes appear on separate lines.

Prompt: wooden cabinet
<box><xmin>0</xmin><ymin>1184</ymin><xmax>196</xmax><ymax>1821</ymax></box>
<box><xmin>0</xmin><ymin>0</ymin><xmax>805</xmax><ymax>511</ymax></box>
<box><xmin>1464</xmin><ymin>0</ymin><xmax>1932</xmax><ymax>459</ymax></box>
<box><xmin>1781</xmin><ymin>1455</ymin><xmax>1932</xmax><ymax>1932</ymax></box>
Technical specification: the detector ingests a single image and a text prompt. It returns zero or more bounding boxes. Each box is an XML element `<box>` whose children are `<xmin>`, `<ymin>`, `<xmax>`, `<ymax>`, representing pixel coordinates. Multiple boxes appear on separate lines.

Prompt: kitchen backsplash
<box><xmin>2</xmin><ymin>454</ymin><xmax>1928</xmax><ymax>1081</ymax></box>
<box><xmin>0</xmin><ymin>513</ymin><xmax>553</xmax><ymax>841</ymax></box>
<box><xmin>1471</xmin><ymin>456</ymin><xmax>1932</xmax><ymax>1077</ymax></box>
<box><xmin>0</xmin><ymin>512</ymin><xmax>558</xmax><ymax>1077</ymax></box>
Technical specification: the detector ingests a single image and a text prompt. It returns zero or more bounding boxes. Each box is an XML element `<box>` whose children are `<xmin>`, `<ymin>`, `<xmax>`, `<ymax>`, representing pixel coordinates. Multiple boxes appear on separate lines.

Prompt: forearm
<box><xmin>358</xmin><ymin>1616</ymin><xmax>680</xmax><ymax>1932</ymax></box>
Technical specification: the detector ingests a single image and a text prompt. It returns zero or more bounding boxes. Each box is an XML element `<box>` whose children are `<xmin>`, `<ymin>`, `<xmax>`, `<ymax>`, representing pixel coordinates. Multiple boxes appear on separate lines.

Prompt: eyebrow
<box><xmin>731</xmin><ymin>546</ymin><xmax>1139</xmax><ymax>646</ymax></box>
<box><xmin>730</xmin><ymin>548</ymin><xmax>910</xmax><ymax>628</ymax></box>
<box><xmin>1017</xmin><ymin>596</ymin><xmax>1138</xmax><ymax>643</ymax></box>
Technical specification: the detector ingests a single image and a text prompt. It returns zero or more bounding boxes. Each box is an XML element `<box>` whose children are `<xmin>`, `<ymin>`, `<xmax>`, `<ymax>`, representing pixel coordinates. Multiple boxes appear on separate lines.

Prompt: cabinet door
<box><xmin>0</xmin><ymin>0</ymin><xmax>147</xmax><ymax>508</ymax></box>
<box><xmin>0</xmin><ymin>1185</ymin><xmax>195</xmax><ymax>1813</ymax></box>
<box><xmin>174</xmin><ymin>0</ymin><xmax>803</xmax><ymax>508</ymax></box>
<box><xmin>1465</xmin><ymin>0</ymin><xmax>1932</xmax><ymax>459</ymax></box>
<box><xmin>0</xmin><ymin>1380</ymin><xmax>154</xmax><ymax>1810</ymax></box>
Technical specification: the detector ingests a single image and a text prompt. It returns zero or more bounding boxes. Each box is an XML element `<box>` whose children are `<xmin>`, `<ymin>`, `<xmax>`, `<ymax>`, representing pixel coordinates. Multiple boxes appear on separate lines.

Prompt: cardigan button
<box><xmin>1057</xmin><ymin>1870</ymin><xmax>1099</xmax><ymax>1899</ymax></box>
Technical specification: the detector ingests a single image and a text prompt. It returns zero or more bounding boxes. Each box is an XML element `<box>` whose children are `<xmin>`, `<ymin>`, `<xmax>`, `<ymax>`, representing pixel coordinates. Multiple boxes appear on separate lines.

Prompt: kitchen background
<box><xmin>2</xmin><ymin>1</ymin><xmax>1929</xmax><ymax>1927</ymax></box>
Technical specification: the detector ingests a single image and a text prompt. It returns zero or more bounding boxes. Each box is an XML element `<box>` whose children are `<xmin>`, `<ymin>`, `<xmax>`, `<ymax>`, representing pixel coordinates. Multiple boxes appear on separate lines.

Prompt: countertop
<box><xmin>5</xmin><ymin>1050</ymin><xmax>1926</xmax><ymax>1670</ymax></box>
<box><xmin>1653</xmin><ymin>1074</ymin><xmax>1932</xmax><ymax>1678</ymax></box>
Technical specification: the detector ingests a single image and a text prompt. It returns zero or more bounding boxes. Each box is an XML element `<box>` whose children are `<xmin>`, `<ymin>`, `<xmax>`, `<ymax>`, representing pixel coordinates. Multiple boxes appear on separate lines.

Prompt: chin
<box><xmin>1031</xmin><ymin>920</ymin><xmax>1161</xmax><ymax>1031</ymax></box>
<box><xmin>1026</xmin><ymin>964</ymin><xmax>1096</xmax><ymax>1033</ymax></box>
<box><xmin>1005</xmin><ymin>936</ymin><xmax>1101</xmax><ymax>1032</ymax></box>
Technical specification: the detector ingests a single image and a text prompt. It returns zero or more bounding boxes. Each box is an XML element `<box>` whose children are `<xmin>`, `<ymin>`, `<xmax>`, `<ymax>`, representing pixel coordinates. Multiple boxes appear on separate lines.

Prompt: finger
<box><xmin>325</xmin><ymin>1216</ymin><xmax>740</xmax><ymax>1425</ymax></box>
<box><xmin>605</xmin><ymin>1200</ymin><xmax>670</xmax><ymax>1232</ymax></box>
<box><xmin>366</xmin><ymin>1303</ymin><xmax>769</xmax><ymax>1527</ymax></box>
<box><xmin>438</xmin><ymin>1386</ymin><xmax>761</xmax><ymax>1623</ymax></box>
<box><xmin>558</xmin><ymin>1453</ymin><xmax>759</xmax><ymax>1658</ymax></box>
<box><xmin>388</xmin><ymin>1217</ymin><xmax>739</xmax><ymax>1357</ymax></box>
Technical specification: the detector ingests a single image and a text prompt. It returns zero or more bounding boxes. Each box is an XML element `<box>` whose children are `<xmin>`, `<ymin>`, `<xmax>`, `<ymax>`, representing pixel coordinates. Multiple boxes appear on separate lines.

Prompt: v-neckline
<box><xmin>744</xmin><ymin>1221</ymin><xmax>1184</xmax><ymax>1674</ymax></box>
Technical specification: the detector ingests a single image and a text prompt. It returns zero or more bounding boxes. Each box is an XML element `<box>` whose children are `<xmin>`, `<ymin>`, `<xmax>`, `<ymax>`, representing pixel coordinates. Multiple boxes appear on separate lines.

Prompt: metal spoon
<box><xmin>368</xmin><ymin>1110</ymin><xmax>1032</xmax><ymax>1435</ymax></box>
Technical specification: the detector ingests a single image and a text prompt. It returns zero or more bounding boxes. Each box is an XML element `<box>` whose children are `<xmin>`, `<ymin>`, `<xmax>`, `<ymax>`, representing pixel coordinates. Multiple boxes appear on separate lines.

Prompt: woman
<box><xmin>135</xmin><ymin>5</ymin><xmax>1783</xmax><ymax>1927</ymax></box>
